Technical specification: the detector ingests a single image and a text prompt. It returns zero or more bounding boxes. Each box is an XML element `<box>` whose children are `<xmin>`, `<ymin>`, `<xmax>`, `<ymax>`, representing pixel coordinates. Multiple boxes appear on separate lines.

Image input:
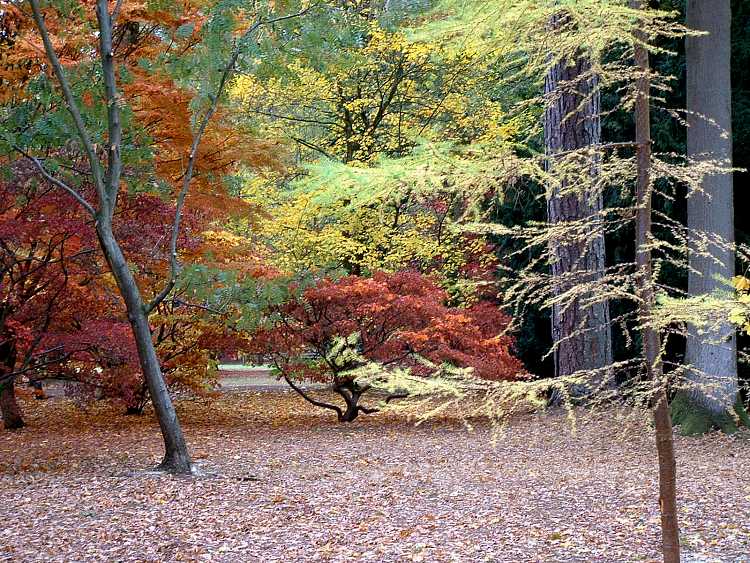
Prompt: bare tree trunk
<box><xmin>97</xmin><ymin>226</ymin><xmax>192</xmax><ymax>472</ymax></box>
<box><xmin>0</xmin><ymin>335</ymin><xmax>24</xmax><ymax>430</ymax></box>
<box><xmin>631</xmin><ymin>2</ymin><xmax>680</xmax><ymax>560</ymax></box>
<box><xmin>545</xmin><ymin>14</ymin><xmax>612</xmax><ymax>395</ymax></box>
<box><xmin>676</xmin><ymin>0</ymin><xmax>746</xmax><ymax>435</ymax></box>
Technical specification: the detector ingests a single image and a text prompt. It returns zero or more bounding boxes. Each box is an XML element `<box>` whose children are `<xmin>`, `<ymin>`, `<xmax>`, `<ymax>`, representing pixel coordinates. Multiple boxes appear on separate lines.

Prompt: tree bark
<box><xmin>97</xmin><ymin>225</ymin><xmax>192</xmax><ymax>473</ymax></box>
<box><xmin>677</xmin><ymin>0</ymin><xmax>744</xmax><ymax>435</ymax></box>
<box><xmin>0</xmin><ymin>335</ymin><xmax>24</xmax><ymax>430</ymax></box>
<box><xmin>545</xmin><ymin>14</ymin><xmax>613</xmax><ymax>395</ymax></box>
<box><xmin>631</xmin><ymin>2</ymin><xmax>680</xmax><ymax>560</ymax></box>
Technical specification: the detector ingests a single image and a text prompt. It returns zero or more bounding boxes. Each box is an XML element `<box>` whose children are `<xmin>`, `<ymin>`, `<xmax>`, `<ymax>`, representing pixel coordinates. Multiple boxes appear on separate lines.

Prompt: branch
<box><xmin>291</xmin><ymin>136</ymin><xmax>334</xmax><ymax>160</ymax></box>
<box><xmin>27</xmin><ymin>0</ymin><xmax>108</xmax><ymax>205</ymax></box>
<box><xmin>96</xmin><ymin>0</ymin><xmax>123</xmax><ymax>214</ymax></box>
<box><xmin>111</xmin><ymin>0</ymin><xmax>124</xmax><ymax>26</ymax></box>
<box><xmin>283</xmin><ymin>374</ymin><xmax>343</xmax><ymax>419</ymax></box>
<box><xmin>146</xmin><ymin>5</ymin><xmax>313</xmax><ymax>314</ymax></box>
<box><xmin>385</xmin><ymin>392</ymin><xmax>408</xmax><ymax>403</ymax></box>
<box><xmin>171</xmin><ymin>298</ymin><xmax>225</xmax><ymax>315</ymax></box>
<box><xmin>14</xmin><ymin>146</ymin><xmax>97</xmax><ymax>216</ymax></box>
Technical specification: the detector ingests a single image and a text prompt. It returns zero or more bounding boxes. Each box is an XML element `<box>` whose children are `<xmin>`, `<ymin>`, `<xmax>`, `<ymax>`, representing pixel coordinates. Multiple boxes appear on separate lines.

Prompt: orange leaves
<box><xmin>0</xmin><ymin>4</ymin><xmax>38</xmax><ymax>102</ymax></box>
<box><xmin>123</xmin><ymin>70</ymin><xmax>281</xmax><ymax>226</ymax></box>
<box><xmin>255</xmin><ymin>270</ymin><xmax>526</xmax><ymax>385</ymax></box>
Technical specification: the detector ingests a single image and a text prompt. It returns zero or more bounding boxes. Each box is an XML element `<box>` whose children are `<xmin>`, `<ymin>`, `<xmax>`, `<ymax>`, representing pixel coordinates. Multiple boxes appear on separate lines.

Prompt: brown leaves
<box><xmin>1</xmin><ymin>393</ymin><xmax>749</xmax><ymax>561</ymax></box>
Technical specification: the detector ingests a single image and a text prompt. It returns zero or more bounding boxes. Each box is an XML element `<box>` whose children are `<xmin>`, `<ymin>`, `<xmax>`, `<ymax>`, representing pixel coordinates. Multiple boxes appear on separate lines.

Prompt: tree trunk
<box><xmin>0</xmin><ymin>336</ymin><xmax>24</xmax><ymax>430</ymax></box>
<box><xmin>545</xmin><ymin>14</ymin><xmax>613</xmax><ymax>395</ymax></box>
<box><xmin>677</xmin><ymin>0</ymin><xmax>744</xmax><ymax>435</ymax></box>
<box><xmin>0</xmin><ymin>378</ymin><xmax>24</xmax><ymax>430</ymax></box>
<box><xmin>335</xmin><ymin>384</ymin><xmax>362</xmax><ymax>422</ymax></box>
<box><xmin>97</xmin><ymin>225</ymin><xmax>192</xmax><ymax>473</ymax></box>
<box><xmin>631</xmin><ymin>2</ymin><xmax>680</xmax><ymax>560</ymax></box>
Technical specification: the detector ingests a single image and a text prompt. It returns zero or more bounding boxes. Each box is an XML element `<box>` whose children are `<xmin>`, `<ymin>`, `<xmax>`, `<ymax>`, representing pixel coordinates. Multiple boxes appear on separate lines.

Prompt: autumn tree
<box><xmin>630</xmin><ymin>1</ymin><xmax>678</xmax><ymax>557</ymax></box>
<box><xmin>251</xmin><ymin>270</ymin><xmax>524</xmax><ymax>421</ymax></box>
<box><xmin>0</xmin><ymin>160</ymin><xmax>100</xmax><ymax>429</ymax></box>
<box><xmin>0</xmin><ymin>156</ymin><xmax>254</xmax><ymax>427</ymax></box>
<box><xmin>2</xmin><ymin>0</ymin><xmax>305</xmax><ymax>472</ymax></box>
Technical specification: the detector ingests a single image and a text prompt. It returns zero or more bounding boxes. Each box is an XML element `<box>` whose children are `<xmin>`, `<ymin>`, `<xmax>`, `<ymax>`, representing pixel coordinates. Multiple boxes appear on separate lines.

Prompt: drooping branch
<box><xmin>14</xmin><ymin>147</ymin><xmax>97</xmax><ymax>216</ymax></box>
<box><xmin>283</xmin><ymin>373</ymin><xmax>343</xmax><ymax>419</ymax></box>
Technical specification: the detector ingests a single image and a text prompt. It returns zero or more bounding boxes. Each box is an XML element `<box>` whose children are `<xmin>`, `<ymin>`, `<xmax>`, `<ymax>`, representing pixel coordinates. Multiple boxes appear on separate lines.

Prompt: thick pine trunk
<box><xmin>545</xmin><ymin>17</ymin><xmax>612</xmax><ymax>392</ymax></box>
<box><xmin>97</xmin><ymin>225</ymin><xmax>192</xmax><ymax>473</ymax></box>
<box><xmin>631</xmin><ymin>3</ymin><xmax>680</xmax><ymax>560</ymax></box>
<box><xmin>677</xmin><ymin>0</ymin><xmax>744</xmax><ymax>435</ymax></box>
<box><xmin>0</xmin><ymin>336</ymin><xmax>24</xmax><ymax>430</ymax></box>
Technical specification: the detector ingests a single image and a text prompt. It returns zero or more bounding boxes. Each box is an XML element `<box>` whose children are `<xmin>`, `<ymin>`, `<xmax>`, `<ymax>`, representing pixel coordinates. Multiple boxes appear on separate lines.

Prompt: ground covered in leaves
<box><xmin>1</xmin><ymin>390</ymin><xmax>748</xmax><ymax>562</ymax></box>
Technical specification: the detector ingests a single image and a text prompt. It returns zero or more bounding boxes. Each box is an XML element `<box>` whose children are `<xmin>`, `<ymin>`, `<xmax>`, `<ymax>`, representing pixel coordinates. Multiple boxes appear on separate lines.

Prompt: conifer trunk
<box><xmin>677</xmin><ymin>0</ymin><xmax>744</xmax><ymax>435</ymax></box>
<box><xmin>544</xmin><ymin>14</ymin><xmax>612</xmax><ymax>392</ymax></box>
<box><xmin>631</xmin><ymin>2</ymin><xmax>680</xmax><ymax>560</ymax></box>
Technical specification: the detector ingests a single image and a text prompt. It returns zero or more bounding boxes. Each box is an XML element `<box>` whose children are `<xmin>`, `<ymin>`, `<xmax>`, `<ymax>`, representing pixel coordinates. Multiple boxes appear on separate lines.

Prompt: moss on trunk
<box><xmin>671</xmin><ymin>392</ymin><xmax>750</xmax><ymax>435</ymax></box>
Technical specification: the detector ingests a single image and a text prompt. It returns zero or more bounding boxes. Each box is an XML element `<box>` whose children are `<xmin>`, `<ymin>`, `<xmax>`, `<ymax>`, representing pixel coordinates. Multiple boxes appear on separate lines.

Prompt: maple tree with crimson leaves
<box><xmin>0</xmin><ymin>158</ymin><xmax>251</xmax><ymax>428</ymax></box>
<box><xmin>252</xmin><ymin>270</ymin><xmax>525</xmax><ymax>422</ymax></box>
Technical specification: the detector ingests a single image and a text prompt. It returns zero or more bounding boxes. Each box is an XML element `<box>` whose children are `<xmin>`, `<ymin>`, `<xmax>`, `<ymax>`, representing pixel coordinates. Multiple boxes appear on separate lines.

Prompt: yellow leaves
<box><xmin>202</xmin><ymin>230</ymin><xmax>245</xmax><ymax>247</ymax></box>
<box><xmin>729</xmin><ymin>276</ymin><xmax>750</xmax><ymax>334</ymax></box>
<box><xmin>731</xmin><ymin>275</ymin><xmax>750</xmax><ymax>292</ymax></box>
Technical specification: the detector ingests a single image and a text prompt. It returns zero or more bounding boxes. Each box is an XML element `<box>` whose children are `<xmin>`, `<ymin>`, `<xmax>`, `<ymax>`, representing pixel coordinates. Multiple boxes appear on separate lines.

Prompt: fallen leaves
<box><xmin>0</xmin><ymin>392</ymin><xmax>748</xmax><ymax>562</ymax></box>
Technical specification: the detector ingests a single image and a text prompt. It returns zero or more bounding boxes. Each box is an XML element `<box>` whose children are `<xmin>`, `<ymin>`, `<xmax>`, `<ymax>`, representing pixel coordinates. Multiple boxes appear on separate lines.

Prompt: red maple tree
<box><xmin>252</xmin><ymin>270</ymin><xmax>526</xmax><ymax>421</ymax></box>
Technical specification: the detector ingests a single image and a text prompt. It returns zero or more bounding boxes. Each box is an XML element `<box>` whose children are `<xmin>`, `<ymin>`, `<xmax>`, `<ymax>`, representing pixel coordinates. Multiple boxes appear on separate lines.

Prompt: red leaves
<box><xmin>0</xmin><ymin>160</ymin><xmax>235</xmax><ymax>411</ymax></box>
<box><xmin>254</xmin><ymin>271</ymin><xmax>526</xmax><ymax>383</ymax></box>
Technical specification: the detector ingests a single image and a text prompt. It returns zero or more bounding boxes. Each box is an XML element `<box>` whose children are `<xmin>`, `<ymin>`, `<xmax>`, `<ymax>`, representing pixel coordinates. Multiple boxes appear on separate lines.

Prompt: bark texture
<box><xmin>544</xmin><ymin>15</ymin><xmax>612</xmax><ymax>393</ymax></box>
<box><xmin>97</xmin><ymin>225</ymin><xmax>192</xmax><ymax>472</ymax></box>
<box><xmin>631</xmin><ymin>3</ymin><xmax>680</xmax><ymax>560</ymax></box>
<box><xmin>677</xmin><ymin>0</ymin><xmax>744</xmax><ymax>435</ymax></box>
<box><xmin>0</xmin><ymin>334</ymin><xmax>24</xmax><ymax>430</ymax></box>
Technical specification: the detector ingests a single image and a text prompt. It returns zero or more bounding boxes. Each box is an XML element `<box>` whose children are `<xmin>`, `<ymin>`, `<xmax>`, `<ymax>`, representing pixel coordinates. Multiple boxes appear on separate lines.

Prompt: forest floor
<box><xmin>1</xmin><ymin>390</ymin><xmax>749</xmax><ymax>563</ymax></box>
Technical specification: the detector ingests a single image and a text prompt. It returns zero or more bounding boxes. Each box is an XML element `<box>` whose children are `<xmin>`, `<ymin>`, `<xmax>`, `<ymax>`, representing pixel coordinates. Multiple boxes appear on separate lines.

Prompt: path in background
<box><xmin>27</xmin><ymin>365</ymin><xmax>325</xmax><ymax>399</ymax></box>
<box><xmin>218</xmin><ymin>365</ymin><xmax>326</xmax><ymax>392</ymax></box>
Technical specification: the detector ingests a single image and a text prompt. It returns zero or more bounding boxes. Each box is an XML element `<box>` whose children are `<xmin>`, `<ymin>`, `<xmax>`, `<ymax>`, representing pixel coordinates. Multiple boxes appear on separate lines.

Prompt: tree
<box><xmin>0</xmin><ymin>159</ymin><xmax>100</xmax><ymax>429</ymax></box>
<box><xmin>244</xmin><ymin>168</ymin><xmax>503</xmax><ymax>306</ymax></box>
<box><xmin>631</xmin><ymin>1</ymin><xmax>679</xmax><ymax>558</ymax></box>
<box><xmin>251</xmin><ymin>270</ymin><xmax>525</xmax><ymax>421</ymax></box>
<box><xmin>0</xmin><ymin>158</ymin><xmax>248</xmax><ymax>427</ymax></box>
<box><xmin>544</xmin><ymin>11</ymin><xmax>612</xmax><ymax>396</ymax></box>
<box><xmin>672</xmin><ymin>0</ymin><xmax>748</xmax><ymax>434</ymax></box>
<box><xmin>8</xmin><ymin>0</ymin><xmax>306</xmax><ymax>471</ymax></box>
<box><xmin>231</xmin><ymin>2</ymin><xmax>519</xmax><ymax>165</ymax></box>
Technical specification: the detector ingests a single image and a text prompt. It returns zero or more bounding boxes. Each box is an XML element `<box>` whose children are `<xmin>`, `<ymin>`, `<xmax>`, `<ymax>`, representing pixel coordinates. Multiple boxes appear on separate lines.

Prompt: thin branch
<box><xmin>146</xmin><ymin>5</ymin><xmax>313</xmax><ymax>313</ymax></box>
<box><xmin>27</xmin><ymin>0</ymin><xmax>108</xmax><ymax>205</ymax></box>
<box><xmin>283</xmin><ymin>374</ymin><xmax>343</xmax><ymax>419</ymax></box>
<box><xmin>111</xmin><ymin>0</ymin><xmax>124</xmax><ymax>25</ymax></box>
<box><xmin>14</xmin><ymin>146</ymin><xmax>97</xmax><ymax>216</ymax></box>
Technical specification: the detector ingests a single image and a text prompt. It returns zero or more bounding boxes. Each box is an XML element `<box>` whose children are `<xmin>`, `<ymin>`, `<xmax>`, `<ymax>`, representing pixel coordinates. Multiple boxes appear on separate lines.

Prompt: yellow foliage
<box><xmin>730</xmin><ymin>276</ymin><xmax>750</xmax><ymax>334</ymax></box>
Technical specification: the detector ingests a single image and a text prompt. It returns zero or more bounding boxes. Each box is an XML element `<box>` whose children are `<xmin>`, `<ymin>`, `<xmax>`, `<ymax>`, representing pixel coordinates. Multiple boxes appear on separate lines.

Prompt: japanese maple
<box><xmin>252</xmin><ymin>270</ymin><xmax>525</xmax><ymax>421</ymax></box>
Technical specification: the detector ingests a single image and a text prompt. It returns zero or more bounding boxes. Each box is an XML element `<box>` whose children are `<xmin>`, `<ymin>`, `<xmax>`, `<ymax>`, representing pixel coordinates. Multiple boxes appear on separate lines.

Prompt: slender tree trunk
<box><xmin>0</xmin><ymin>335</ymin><xmax>24</xmax><ymax>430</ymax></box>
<box><xmin>631</xmin><ymin>2</ymin><xmax>680</xmax><ymax>560</ymax></box>
<box><xmin>675</xmin><ymin>0</ymin><xmax>745</xmax><ymax>435</ymax></box>
<box><xmin>97</xmin><ymin>225</ymin><xmax>192</xmax><ymax>473</ymax></box>
<box><xmin>545</xmin><ymin>14</ymin><xmax>612</xmax><ymax>395</ymax></box>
